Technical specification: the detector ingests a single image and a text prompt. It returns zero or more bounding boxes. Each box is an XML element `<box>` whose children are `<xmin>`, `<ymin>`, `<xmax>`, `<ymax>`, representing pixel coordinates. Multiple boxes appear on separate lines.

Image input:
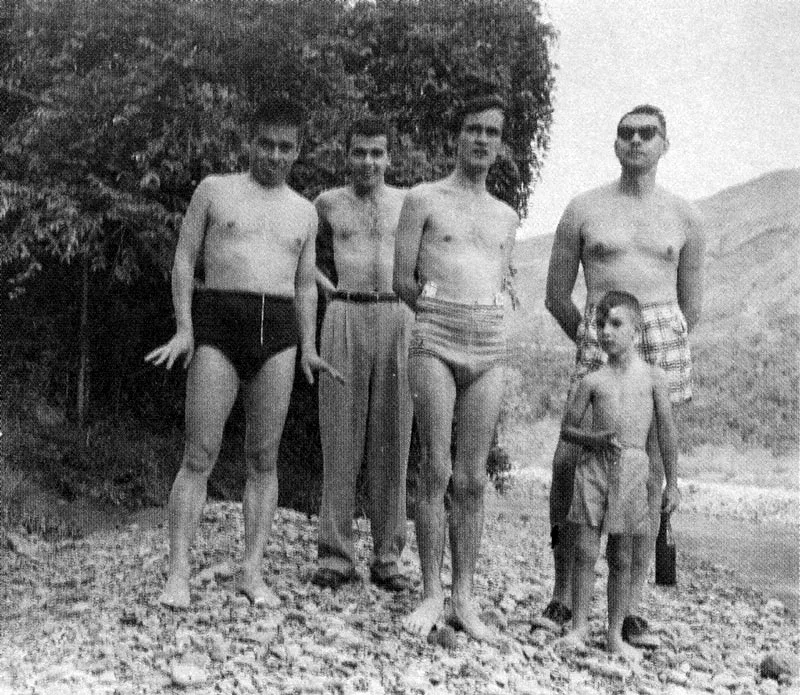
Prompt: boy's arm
<box><xmin>653</xmin><ymin>369</ymin><xmax>681</xmax><ymax>513</ymax></box>
<box><xmin>560</xmin><ymin>377</ymin><xmax>619</xmax><ymax>453</ymax></box>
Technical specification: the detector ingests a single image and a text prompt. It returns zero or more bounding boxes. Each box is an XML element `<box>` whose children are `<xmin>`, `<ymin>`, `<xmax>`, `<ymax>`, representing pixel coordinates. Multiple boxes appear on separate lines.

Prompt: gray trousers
<box><xmin>317</xmin><ymin>299</ymin><xmax>414</xmax><ymax>576</ymax></box>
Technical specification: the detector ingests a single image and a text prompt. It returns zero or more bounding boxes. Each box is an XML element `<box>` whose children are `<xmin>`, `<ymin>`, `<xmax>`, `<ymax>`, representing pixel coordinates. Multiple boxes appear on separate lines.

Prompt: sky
<box><xmin>520</xmin><ymin>0</ymin><xmax>800</xmax><ymax>237</ymax></box>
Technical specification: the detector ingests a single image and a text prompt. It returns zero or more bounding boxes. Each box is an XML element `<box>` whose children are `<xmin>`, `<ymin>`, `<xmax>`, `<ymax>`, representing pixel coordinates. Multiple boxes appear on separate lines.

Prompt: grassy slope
<box><xmin>508</xmin><ymin>168</ymin><xmax>800</xmax><ymax>457</ymax></box>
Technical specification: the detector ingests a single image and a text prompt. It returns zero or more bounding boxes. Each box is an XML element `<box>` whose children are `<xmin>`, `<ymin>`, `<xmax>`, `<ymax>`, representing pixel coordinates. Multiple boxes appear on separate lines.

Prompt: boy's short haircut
<box><xmin>453</xmin><ymin>94</ymin><xmax>506</xmax><ymax>134</ymax></box>
<box><xmin>596</xmin><ymin>290</ymin><xmax>644</xmax><ymax>329</ymax></box>
<box><xmin>249</xmin><ymin>98</ymin><xmax>308</xmax><ymax>135</ymax></box>
<box><xmin>346</xmin><ymin>117</ymin><xmax>391</xmax><ymax>152</ymax></box>
<box><xmin>617</xmin><ymin>104</ymin><xmax>667</xmax><ymax>138</ymax></box>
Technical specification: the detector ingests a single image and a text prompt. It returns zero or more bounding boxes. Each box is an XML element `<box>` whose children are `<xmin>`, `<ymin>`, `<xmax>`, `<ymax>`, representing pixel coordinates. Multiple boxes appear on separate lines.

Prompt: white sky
<box><xmin>521</xmin><ymin>0</ymin><xmax>800</xmax><ymax>237</ymax></box>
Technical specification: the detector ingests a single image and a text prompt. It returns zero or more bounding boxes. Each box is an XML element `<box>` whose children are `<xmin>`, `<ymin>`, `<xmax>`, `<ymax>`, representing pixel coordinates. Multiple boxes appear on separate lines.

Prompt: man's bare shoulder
<box><xmin>314</xmin><ymin>186</ymin><xmax>349</xmax><ymax>213</ymax></box>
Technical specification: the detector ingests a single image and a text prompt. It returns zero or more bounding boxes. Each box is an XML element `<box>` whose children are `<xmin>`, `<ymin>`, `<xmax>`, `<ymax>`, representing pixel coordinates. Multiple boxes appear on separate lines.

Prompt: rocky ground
<box><xmin>1</xmin><ymin>471</ymin><xmax>798</xmax><ymax>695</ymax></box>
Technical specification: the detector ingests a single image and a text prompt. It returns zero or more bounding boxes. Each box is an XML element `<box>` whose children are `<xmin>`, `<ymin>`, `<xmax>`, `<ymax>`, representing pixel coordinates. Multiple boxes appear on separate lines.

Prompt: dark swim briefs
<box><xmin>192</xmin><ymin>289</ymin><xmax>298</xmax><ymax>382</ymax></box>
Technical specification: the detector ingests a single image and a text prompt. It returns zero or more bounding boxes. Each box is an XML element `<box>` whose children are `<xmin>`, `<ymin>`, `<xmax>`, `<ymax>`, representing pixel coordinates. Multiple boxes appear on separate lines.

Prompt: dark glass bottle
<box><xmin>655</xmin><ymin>511</ymin><xmax>676</xmax><ymax>586</ymax></box>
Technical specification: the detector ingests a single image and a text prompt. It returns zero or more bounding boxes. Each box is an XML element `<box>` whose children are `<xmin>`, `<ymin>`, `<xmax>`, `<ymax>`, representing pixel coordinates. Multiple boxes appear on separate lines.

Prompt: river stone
<box><xmin>759</xmin><ymin>652</ymin><xmax>799</xmax><ymax>680</ymax></box>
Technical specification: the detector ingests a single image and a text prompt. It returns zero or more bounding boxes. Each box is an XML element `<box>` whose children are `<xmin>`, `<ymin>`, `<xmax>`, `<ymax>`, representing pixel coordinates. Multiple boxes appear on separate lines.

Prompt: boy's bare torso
<box><xmin>317</xmin><ymin>185</ymin><xmax>406</xmax><ymax>292</ymax></box>
<box><xmin>576</xmin><ymin>184</ymin><xmax>692</xmax><ymax>306</ymax></box>
<box><xmin>587</xmin><ymin>357</ymin><xmax>657</xmax><ymax>450</ymax></box>
<box><xmin>201</xmin><ymin>173</ymin><xmax>315</xmax><ymax>296</ymax></box>
<box><xmin>415</xmin><ymin>180</ymin><xmax>517</xmax><ymax>304</ymax></box>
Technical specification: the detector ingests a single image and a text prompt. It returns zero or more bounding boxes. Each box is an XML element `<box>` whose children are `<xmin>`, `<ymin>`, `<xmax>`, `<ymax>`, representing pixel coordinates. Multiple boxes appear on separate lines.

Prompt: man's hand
<box><xmin>300</xmin><ymin>351</ymin><xmax>344</xmax><ymax>385</ymax></box>
<box><xmin>594</xmin><ymin>430</ymin><xmax>622</xmax><ymax>458</ymax></box>
<box><xmin>661</xmin><ymin>482</ymin><xmax>681</xmax><ymax>515</ymax></box>
<box><xmin>144</xmin><ymin>331</ymin><xmax>194</xmax><ymax>370</ymax></box>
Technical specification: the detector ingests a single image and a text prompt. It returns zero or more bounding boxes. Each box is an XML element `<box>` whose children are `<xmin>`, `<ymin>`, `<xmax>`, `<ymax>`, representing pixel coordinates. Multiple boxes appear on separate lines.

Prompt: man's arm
<box><xmin>544</xmin><ymin>200</ymin><xmax>583</xmax><ymax>342</ymax></box>
<box><xmin>676</xmin><ymin>203</ymin><xmax>705</xmax><ymax>332</ymax></box>
<box><xmin>392</xmin><ymin>188</ymin><xmax>427</xmax><ymax>310</ymax></box>
<box><xmin>314</xmin><ymin>195</ymin><xmax>337</xmax><ymax>294</ymax></box>
<box><xmin>295</xmin><ymin>207</ymin><xmax>343</xmax><ymax>384</ymax></box>
<box><xmin>652</xmin><ymin>369</ymin><xmax>680</xmax><ymax>513</ymax></box>
<box><xmin>144</xmin><ymin>178</ymin><xmax>209</xmax><ymax>369</ymax></box>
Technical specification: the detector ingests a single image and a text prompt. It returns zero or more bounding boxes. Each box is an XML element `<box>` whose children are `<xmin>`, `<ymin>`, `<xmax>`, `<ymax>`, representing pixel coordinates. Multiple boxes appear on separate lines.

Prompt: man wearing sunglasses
<box><xmin>539</xmin><ymin>104</ymin><xmax>705</xmax><ymax>647</ymax></box>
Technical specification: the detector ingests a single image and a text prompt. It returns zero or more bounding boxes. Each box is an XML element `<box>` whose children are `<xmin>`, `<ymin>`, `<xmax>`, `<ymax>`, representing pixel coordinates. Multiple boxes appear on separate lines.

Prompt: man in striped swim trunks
<box><xmin>311</xmin><ymin>117</ymin><xmax>414</xmax><ymax>592</ymax></box>
<box><xmin>538</xmin><ymin>104</ymin><xmax>705</xmax><ymax>647</ymax></box>
<box><xmin>394</xmin><ymin>95</ymin><xmax>519</xmax><ymax>642</ymax></box>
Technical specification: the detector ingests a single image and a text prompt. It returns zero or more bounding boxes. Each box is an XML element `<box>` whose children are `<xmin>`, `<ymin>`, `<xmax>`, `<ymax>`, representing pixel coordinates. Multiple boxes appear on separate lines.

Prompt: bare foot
<box><xmin>608</xmin><ymin>633</ymin><xmax>643</xmax><ymax>662</ymax></box>
<box><xmin>403</xmin><ymin>596</ymin><xmax>444</xmax><ymax>637</ymax></box>
<box><xmin>237</xmin><ymin>573</ymin><xmax>281</xmax><ymax>608</ymax></box>
<box><xmin>447</xmin><ymin>601</ymin><xmax>498</xmax><ymax>643</ymax></box>
<box><xmin>554</xmin><ymin>628</ymin><xmax>589</xmax><ymax>651</ymax></box>
<box><xmin>159</xmin><ymin>573</ymin><xmax>190</xmax><ymax>609</ymax></box>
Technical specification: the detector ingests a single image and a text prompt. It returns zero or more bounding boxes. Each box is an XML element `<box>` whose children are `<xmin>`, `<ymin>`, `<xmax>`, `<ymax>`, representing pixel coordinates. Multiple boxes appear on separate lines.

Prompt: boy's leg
<box><xmin>608</xmin><ymin>534</ymin><xmax>646</xmax><ymax>659</ymax></box>
<box><xmin>160</xmin><ymin>346</ymin><xmax>239</xmax><ymax>608</ymax></box>
<box><xmin>561</xmin><ymin>524</ymin><xmax>601</xmax><ymax>644</ymax></box>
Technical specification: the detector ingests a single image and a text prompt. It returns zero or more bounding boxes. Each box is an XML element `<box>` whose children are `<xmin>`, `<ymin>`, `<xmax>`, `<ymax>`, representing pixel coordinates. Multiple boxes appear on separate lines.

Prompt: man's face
<box><xmin>598</xmin><ymin>306</ymin><xmax>639</xmax><ymax>357</ymax></box>
<box><xmin>250</xmin><ymin>123</ymin><xmax>300</xmax><ymax>186</ymax></box>
<box><xmin>457</xmin><ymin>108</ymin><xmax>504</xmax><ymax>170</ymax></box>
<box><xmin>348</xmin><ymin>134</ymin><xmax>389</xmax><ymax>191</ymax></box>
<box><xmin>614</xmin><ymin>113</ymin><xmax>668</xmax><ymax>172</ymax></box>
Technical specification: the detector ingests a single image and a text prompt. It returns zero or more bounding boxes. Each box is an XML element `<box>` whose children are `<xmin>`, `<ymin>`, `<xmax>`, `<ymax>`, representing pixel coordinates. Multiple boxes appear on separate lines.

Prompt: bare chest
<box><xmin>206</xmin><ymin>193</ymin><xmax>306</xmax><ymax>256</ymax></box>
<box><xmin>582</xmin><ymin>204</ymin><xmax>686</xmax><ymax>264</ymax></box>
<box><xmin>327</xmin><ymin>197</ymin><xmax>402</xmax><ymax>247</ymax></box>
<box><xmin>424</xmin><ymin>196</ymin><xmax>510</xmax><ymax>254</ymax></box>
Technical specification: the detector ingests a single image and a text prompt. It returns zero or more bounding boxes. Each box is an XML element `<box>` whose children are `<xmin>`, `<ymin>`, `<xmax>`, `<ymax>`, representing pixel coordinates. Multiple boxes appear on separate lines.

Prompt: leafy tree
<box><xmin>1</xmin><ymin>0</ymin><xmax>555</xmax><ymax>509</ymax></box>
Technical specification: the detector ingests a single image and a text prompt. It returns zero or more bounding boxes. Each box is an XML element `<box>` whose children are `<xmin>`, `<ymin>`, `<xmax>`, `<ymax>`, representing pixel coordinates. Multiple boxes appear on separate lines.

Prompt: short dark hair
<box><xmin>345</xmin><ymin>117</ymin><xmax>391</xmax><ymax>152</ymax></box>
<box><xmin>617</xmin><ymin>104</ymin><xmax>667</xmax><ymax>138</ymax></box>
<box><xmin>453</xmin><ymin>94</ymin><xmax>506</xmax><ymax>134</ymax></box>
<box><xmin>595</xmin><ymin>290</ymin><xmax>643</xmax><ymax>329</ymax></box>
<box><xmin>249</xmin><ymin>98</ymin><xmax>308</xmax><ymax>134</ymax></box>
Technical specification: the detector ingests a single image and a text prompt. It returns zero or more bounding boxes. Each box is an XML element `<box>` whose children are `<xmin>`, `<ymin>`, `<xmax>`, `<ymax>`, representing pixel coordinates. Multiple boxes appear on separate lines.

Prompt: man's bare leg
<box><xmin>548</xmin><ymin>438</ymin><xmax>580</xmax><ymax>612</ymax></box>
<box><xmin>607</xmin><ymin>535</ymin><xmax>644</xmax><ymax>660</ymax></box>
<box><xmin>160</xmin><ymin>347</ymin><xmax>239</xmax><ymax>608</ymax></box>
<box><xmin>447</xmin><ymin>366</ymin><xmax>505</xmax><ymax>642</ymax></box>
<box><xmin>558</xmin><ymin>524</ymin><xmax>600</xmax><ymax>648</ymax></box>
<box><xmin>238</xmin><ymin>348</ymin><xmax>297</xmax><ymax>607</ymax></box>
<box><xmin>403</xmin><ymin>355</ymin><xmax>456</xmax><ymax>636</ymax></box>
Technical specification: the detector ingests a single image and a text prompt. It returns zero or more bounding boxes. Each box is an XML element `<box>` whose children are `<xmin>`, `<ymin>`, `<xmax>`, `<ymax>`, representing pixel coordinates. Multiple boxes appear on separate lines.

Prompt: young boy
<box><xmin>557</xmin><ymin>290</ymin><xmax>680</xmax><ymax>658</ymax></box>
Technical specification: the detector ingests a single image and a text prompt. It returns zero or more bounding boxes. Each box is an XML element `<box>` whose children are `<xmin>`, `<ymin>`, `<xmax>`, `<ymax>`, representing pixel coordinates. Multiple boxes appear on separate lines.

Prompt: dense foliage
<box><xmin>0</xmin><ymin>0</ymin><xmax>555</xmax><ymax>512</ymax></box>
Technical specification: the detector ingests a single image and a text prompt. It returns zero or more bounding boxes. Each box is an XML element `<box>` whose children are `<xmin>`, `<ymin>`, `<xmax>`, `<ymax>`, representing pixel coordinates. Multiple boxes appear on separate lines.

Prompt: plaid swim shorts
<box><xmin>569</xmin><ymin>301</ymin><xmax>693</xmax><ymax>404</ymax></box>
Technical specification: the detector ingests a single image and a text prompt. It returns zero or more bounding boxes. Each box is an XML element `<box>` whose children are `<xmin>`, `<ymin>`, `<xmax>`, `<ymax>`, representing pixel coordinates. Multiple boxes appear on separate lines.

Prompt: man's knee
<box><xmin>417</xmin><ymin>458</ymin><xmax>451</xmax><ymax>498</ymax></box>
<box><xmin>181</xmin><ymin>439</ymin><xmax>217</xmax><ymax>477</ymax></box>
<box><xmin>451</xmin><ymin>470</ymin><xmax>485</xmax><ymax>501</ymax></box>
<box><xmin>574</xmin><ymin>528</ymin><xmax>599</xmax><ymax>566</ymax></box>
<box><xmin>245</xmin><ymin>442</ymin><xmax>279</xmax><ymax>477</ymax></box>
<box><xmin>607</xmin><ymin>538</ymin><xmax>633</xmax><ymax>575</ymax></box>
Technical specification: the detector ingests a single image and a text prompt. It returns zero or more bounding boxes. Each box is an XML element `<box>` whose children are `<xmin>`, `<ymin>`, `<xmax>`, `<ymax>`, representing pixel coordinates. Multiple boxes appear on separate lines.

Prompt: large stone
<box><xmin>759</xmin><ymin>652</ymin><xmax>799</xmax><ymax>681</ymax></box>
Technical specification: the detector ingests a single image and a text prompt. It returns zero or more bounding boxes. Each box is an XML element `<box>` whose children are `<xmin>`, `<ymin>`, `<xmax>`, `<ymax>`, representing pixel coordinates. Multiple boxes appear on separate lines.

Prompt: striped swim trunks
<box><xmin>570</xmin><ymin>300</ymin><xmax>693</xmax><ymax>403</ymax></box>
<box><xmin>409</xmin><ymin>295</ymin><xmax>507</xmax><ymax>385</ymax></box>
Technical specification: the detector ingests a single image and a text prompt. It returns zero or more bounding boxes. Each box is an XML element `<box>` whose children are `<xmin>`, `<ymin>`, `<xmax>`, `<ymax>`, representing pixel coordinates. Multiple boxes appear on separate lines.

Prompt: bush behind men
<box><xmin>541</xmin><ymin>104</ymin><xmax>704</xmax><ymax>646</ymax></box>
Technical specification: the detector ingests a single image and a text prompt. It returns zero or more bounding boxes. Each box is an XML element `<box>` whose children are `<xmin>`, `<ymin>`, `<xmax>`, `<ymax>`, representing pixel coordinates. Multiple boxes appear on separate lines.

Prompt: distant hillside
<box><xmin>507</xmin><ymin>169</ymin><xmax>799</xmax><ymax>455</ymax></box>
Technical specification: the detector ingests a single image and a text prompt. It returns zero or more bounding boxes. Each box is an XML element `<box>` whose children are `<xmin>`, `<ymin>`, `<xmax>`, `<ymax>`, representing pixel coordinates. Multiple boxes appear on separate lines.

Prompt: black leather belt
<box><xmin>330</xmin><ymin>291</ymin><xmax>400</xmax><ymax>303</ymax></box>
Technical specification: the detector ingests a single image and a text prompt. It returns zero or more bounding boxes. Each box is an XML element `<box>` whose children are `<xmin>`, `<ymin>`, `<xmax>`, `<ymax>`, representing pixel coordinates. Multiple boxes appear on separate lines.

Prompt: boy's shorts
<box><xmin>568</xmin><ymin>446</ymin><xmax>650</xmax><ymax>536</ymax></box>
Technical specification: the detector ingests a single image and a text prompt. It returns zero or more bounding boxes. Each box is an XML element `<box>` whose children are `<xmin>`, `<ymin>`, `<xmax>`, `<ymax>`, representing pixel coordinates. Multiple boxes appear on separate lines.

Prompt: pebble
<box><xmin>760</xmin><ymin>652</ymin><xmax>799</xmax><ymax>680</ymax></box>
<box><xmin>169</xmin><ymin>660</ymin><xmax>207</xmax><ymax>687</ymax></box>
<box><xmin>427</xmin><ymin>625</ymin><xmax>458</xmax><ymax>650</ymax></box>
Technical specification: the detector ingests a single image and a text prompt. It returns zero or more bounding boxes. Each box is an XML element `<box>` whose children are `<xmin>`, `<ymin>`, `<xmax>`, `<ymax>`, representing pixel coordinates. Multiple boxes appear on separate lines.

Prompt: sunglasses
<box><xmin>617</xmin><ymin>125</ymin><xmax>663</xmax><ymax>142</ymax></box>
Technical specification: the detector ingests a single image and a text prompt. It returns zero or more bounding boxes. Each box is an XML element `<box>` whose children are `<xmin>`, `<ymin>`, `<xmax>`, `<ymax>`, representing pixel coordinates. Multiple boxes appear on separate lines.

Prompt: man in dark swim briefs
<box><xmin>145</xmin><ymin>98</ymin><xmax>341</xmax><ymax>609</ymax></box>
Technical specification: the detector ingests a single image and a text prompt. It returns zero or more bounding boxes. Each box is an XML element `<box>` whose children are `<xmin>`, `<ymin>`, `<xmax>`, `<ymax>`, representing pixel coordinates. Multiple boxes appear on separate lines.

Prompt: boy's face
<box><xmin>250</xmin><ymin>123</ymin><xmax>301</xmax><ymax>187</ymax></box>
<box><xmin>598</xmin><ymin>305</ymin><xmax>639</xmax><ymax>357</ymax></box>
